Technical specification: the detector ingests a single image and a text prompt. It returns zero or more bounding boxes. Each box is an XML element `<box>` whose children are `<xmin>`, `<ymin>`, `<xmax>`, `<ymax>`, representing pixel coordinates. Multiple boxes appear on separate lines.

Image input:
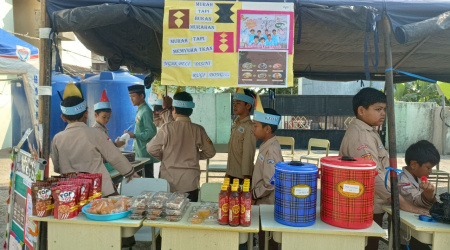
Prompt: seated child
<box><xmin>399</xmin><ymin>140</ymin><xmax>440</xmax><ymax>250</ymax></box>
<box><xmin>146</xmin><ymin>91</ymin><xmax>216</xmax><ymax>201</ymax></box>
<box><xmin>51</xmin><ymin>83</ymin><xmax>139</xmax><ymax>197</ymax></box>
<box><xmin>251</xmin><ymin>94</ymin><xmax>283</xmax><ymax>205</ymax></box>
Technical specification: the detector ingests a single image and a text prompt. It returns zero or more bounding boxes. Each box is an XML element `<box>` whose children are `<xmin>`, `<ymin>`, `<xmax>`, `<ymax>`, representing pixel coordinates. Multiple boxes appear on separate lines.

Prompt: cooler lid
<box><xmin>320</xmin><ymin>156</ymin><xmax>376</xmax><ymax>169</ymax></box>
<box><xmin>275</xmin><ymin>161</ymin><xmax>318</xmax><ymax>173</ymax></box>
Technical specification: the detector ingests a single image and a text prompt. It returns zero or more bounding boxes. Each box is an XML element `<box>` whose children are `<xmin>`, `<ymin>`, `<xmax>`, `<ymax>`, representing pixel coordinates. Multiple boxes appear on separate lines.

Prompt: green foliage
<box><xmin>394</xmin><ymin>81</ymin><xmax>448</xmax><ymax>106</ymax></box>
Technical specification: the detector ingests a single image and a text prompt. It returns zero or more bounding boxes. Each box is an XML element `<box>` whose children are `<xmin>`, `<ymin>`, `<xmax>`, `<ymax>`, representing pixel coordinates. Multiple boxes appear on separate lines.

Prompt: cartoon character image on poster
<box><xmin>239</xmin><ymin>13</ymin><xmax>289</xmax><ymax>50</ymax></box>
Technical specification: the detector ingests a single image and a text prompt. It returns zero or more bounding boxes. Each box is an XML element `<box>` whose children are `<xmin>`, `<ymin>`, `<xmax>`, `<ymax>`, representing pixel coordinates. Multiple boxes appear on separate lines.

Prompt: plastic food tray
<box><xmin>82</xmin><ymin>204</ymin><xmax>131</xmax><ymax>221</ymax></box>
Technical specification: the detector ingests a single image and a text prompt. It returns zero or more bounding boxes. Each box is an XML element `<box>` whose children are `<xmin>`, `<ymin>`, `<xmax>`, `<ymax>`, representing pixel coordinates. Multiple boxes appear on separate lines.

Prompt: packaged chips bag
<box><xmin>31</xmin><ymin>181</ymin><xmax>54</xmax><ymax>217</ymax></box>
<box><xmin>52</xmin><ymin>185</ymin><xmax>80</xmax><ymax>219</ymax></box>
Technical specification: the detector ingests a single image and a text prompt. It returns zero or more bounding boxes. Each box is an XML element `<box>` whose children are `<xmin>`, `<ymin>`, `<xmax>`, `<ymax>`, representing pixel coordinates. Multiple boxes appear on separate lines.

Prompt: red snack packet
<box><xmin>52</xmin><ymin>185</ymin><xmax>80</xmax><ymax>219</ymax></box>
<box><xmin>58</xmin><ymin>179</ymin><xmax>92</xmax><ymax>212</ymax></box>
<box><xmin>421</xmin><ymin>176</ymin><xmax>428</xmax><ymax>182</ymax></box>
<box><xmin>31</xmin><ymin>181</ymin><xmax>54</xmax><ymax>217</ymax></box>
<box><xmin>60</xmin><ymin>172</ymin><xmax>78</xmax><ymax>178</ymax></box>
<box><xmin>78</xmin><ymin>173</ymin><xmax>102</xmax><ymax>199</ymax></box>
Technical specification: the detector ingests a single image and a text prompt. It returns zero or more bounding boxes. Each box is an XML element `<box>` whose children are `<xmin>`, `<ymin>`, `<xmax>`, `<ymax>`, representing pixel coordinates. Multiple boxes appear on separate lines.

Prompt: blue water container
<box><xmin>80</xmin><ymin>69</ymin><xmax>143</xmax><ymax>151</ymax></box>
<box><xmin>11</xmin><ymin>72</ymin><xmax>79</xmax><ymax>149</ymax></box>
<box><xmin>274</xmin><ymin>161</ymin><xmax>318</xmax><ymax>227</ymax></box>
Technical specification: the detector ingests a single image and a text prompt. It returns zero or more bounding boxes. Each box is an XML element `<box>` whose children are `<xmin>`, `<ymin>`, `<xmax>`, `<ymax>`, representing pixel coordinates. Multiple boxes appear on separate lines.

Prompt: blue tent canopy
<box><xmin>0</xmin><ymin>28</ymin><xmax>39</xmax><ymax>59</ymax></box>
<box><xmin>45</xmin><ymin>0</ymin><xmax>450</xmax><ymax>82</ymax></box>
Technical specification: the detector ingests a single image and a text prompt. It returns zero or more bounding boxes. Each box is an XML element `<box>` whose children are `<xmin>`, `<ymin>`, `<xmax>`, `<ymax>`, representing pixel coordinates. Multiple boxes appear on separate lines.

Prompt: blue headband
<box><xmin>94</xmin><ymin>102</ymin><xmax>111</xmax><ymax>111</ymax></box>
<box><xmin>61</xmin><ymin>100</ymin><xmax>87</xmax><ymax>115</ymax></box>
<box><xmin>254</xmin><ymin>110</ymin><xmax>281</xmax><ymax>125</ymax></box>
<box><xmin>173</xmin><ymin>100</ymin><xmax>195</xmax><ymax>109</ymax></box>
<box><xmin>234</xmin><ymin>93</ymin><xmax>255</xmax><ymax>105</ymax></box>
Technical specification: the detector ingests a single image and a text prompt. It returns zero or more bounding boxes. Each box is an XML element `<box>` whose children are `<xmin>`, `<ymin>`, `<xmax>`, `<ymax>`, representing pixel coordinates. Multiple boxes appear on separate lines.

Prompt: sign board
<box><xmin>162</xmin><ymin>1</ymin><xmax>294</xmax><ymax>88</ymax></box>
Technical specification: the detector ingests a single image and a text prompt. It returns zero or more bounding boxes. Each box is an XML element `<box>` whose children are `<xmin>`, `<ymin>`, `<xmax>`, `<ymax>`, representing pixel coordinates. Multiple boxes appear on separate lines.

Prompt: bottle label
<box><xmin>218</xmin><ymin>195</ymin><xmax>229</xmax><ymax>224</ymax></box>
<box><xmin>240</xmin><ymin>196</ymin><xmax>251</xmax><ymax>225</ymax></box>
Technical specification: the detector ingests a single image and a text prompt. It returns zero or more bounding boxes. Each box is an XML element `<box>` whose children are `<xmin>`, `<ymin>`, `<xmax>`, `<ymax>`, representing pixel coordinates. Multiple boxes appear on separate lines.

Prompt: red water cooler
<box><xmin>320</xmin><ymin>156</ymin><xmax>377</xmax><ymax>229</ymax></box>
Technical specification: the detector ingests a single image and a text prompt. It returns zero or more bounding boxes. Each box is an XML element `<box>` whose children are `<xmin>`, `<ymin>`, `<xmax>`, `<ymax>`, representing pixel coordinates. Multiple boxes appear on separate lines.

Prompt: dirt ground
<box><xmin>1</xmin><ymin>147</ymin><xmax>449</xmax><ymax>249</ymax></box>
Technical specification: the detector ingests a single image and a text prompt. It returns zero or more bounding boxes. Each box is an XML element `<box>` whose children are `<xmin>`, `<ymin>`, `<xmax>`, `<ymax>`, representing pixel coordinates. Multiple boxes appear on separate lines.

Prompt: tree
<box><xmin>394</xmin><ymin>80</ymin><xmax>447</xmax><ymax>105</ymax></box>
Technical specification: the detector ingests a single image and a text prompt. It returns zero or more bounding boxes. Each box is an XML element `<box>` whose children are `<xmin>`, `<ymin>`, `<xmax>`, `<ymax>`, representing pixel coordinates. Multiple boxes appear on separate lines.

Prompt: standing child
<box><xmin>127</xmin><ymin>84</ymin><xmax>157</xmax><ymax>178</ymax></box>
<box><xmin>339</xmin><ymin>87</ymin><xmax>428</xmax><ymax>250</ymax></box>
<box><xmin>251</xmin><ymin>94</ymin><xmax>283</xmax><ymax>205</ymax></box>
<box><xmin>92</xmin><ymin>90</ymin><xmax>124</xmax><ymax>147</ymax></box>
<box><xmin>51</xmin><ymin>84</ymin><xmax>139</xmax><ymax>197</ymax></box>
<box><xmin>147</xmin><ymin>91</ymin><xmax>216</xmax><ymax>201</ymax></box>
<box><xmin>226</xmin><ymin>88</ymin><xmax>257</xmax><ymax>184</ymax></box>
<box><xmin>399</xmin><ymin>140</ymin><xmax>440</xmax><ymax>250</ymax></box>
<box><xmin>251</xmin><ymin>94</ymin><xmax>282</xmax><ymax>250</ymax></box>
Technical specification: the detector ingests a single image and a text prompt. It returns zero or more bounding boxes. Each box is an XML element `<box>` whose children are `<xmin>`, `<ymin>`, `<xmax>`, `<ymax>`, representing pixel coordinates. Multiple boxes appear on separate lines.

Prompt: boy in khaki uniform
<box><xmin>51</xmin><ymin>84</ymin><xmax>138</xmax><ymax>197</ymax></box>
<box><xmin>251</xmin><ymin>95</ymin><xmax>282</xmax><ymax>250</ymax></box>
<box><xmin>398</xmin><ymin>140</ymin><xmax>439</xmax><ymax>250</ymax></box>
<box><xmin>147</xmin><ymin>91</ymin><xmax>216</xmax><ymax>201</ymax></box>
<box><xmin>339</xmin><ymin>88</ymin><xmax>428</xmax><ymax>250</ymax></box>
<box><xmin>251</xmin><ymin>95</ymin><xmax>283</xmax><ymax>205</ymax></box>
<box><xmin>226</xmin><ymin>88</ymin><xmax>257</xmax><ymax>183</ymax></box>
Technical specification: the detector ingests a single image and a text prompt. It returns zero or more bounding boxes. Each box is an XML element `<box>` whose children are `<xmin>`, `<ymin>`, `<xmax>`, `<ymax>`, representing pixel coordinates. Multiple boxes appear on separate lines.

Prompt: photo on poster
<box><xmin>238</xmin><ymin>50</ymin><xmax>287</xmax><ymax>87</ymax></box>
<box><xmin>238</xmin><ymin>12</ymin><xmax>290</xmax><ymax>50</ymax></box>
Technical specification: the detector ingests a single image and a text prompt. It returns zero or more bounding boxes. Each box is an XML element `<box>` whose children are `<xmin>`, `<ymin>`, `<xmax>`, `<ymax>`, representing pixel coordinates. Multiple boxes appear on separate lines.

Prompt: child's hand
<box><xmin>126</xmin><ymin>172</ymin><xmax>141</xmax><ymax>183</ymax></box>
<box><xmin>126</xmin><ymin>131</ymin><xmax>135</xmax><ymax>138</ymax></box>
<box><xmin>420</xmin><ymin>180</ymin><xmax>435</xmax><ymax>202</ymax></box>
<box><xmin>115</xmin><ymin>138</ymin><xmax>125</xmax><ymax>148</ymax></box>
<box><xmin>162</xmin><ymin>95</ymin><xmax>172</xmax><ymax>109</ymax></box>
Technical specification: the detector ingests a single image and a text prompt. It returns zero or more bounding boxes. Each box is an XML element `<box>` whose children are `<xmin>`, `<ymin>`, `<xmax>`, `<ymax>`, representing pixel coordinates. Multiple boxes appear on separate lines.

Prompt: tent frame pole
<box><xmin>39</xmin><ymin>0</ymin><xmax>52</xmax><ymax>248</ymax></box>
<box><xmin>383</xmin><ymin>14</ymin><xmax>401</xmax><ymax>250</ymax></box>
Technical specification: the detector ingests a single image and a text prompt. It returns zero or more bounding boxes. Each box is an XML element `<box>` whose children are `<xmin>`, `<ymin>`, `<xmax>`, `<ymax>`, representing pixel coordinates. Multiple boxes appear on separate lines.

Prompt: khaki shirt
<box><xmin>399</xmin><ymin>168</ymin><xmax>433</xmax><ymax>209</ymax></box>
<box><xmin>147</xmin><ymin>117</ymin><xmax>216</xmax><ymax>192</ymax></box>
<box><xmin>154</xmin><ymin>109</ymin><xmax>174</xmax><ymax>128</ymax></box>
<box><xmin>226</xmin><ymin>116</ymin><xmax>256</xmax><ymax>179</ymax></box>
<box><xmin>92</xmin><ymin>121</ymin><xmax>108</xmax><ymax>136</ymax></box>
<box><xmin>51</xmin><ymin>122</ymin><xmax>134</xmax><ymax>197</ymax></box>
<box><xmin>339</xmin><ymin>118</ymin><xmax>390</xmax><ymax>214</ymax></box>
<box><xmin>252</xmin><ymin>136</ymin><xmax>283</xmax><ymax>205</ymax></box>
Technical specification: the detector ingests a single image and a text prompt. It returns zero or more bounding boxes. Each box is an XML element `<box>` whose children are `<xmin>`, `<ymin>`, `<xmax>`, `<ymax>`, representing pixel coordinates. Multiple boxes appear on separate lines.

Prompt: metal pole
<box><xmin>383</xmin><ymin>14</ymin><xmax>401</xmax><ymax>250</ymax></box>
<box><xmin>39</xmin><ymin>0</ymin><xmax>52</xmax><ymax>248</ymax></box>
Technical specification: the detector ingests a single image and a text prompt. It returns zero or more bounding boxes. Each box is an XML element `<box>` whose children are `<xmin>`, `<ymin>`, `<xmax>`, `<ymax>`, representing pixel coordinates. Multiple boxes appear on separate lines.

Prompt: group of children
<box><xmin>52</xmin><ymin>82</ymin><xmax>440</xmax><ymax>250</ymax></box>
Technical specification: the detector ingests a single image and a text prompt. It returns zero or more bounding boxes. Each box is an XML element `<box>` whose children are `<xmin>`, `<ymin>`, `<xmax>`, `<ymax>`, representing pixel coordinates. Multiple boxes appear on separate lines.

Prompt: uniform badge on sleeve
<box><xmin>206</xmin><ymin>138</ymin><xmax>213</xmax><ymax>144</ymax></box>
<box><xmin>361</xmin><ymin>153</ymin><xmax>373</xmax><ymax>161</ymax></box>
<box><xmin>357</xmin><ymin>145</ymin><xmax>368</xmax><ymax>151</ymax></box>
<box><xmin>238</xmin><ymin>126</ymin><xmax>245</xmax><ymax>133</ymax></box>
<box><xmin>267</xmin><ymin>159</ymin><xmax>275</xmax><ymax>164</ymax></box>
<box><xmin>258</xmin><ymin>153</ymin><xmax>264</xmax><ymax>162</ymax></box>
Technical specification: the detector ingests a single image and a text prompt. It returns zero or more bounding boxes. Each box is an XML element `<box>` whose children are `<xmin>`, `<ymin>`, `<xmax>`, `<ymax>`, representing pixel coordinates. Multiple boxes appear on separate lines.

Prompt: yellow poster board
<box><xmin>162</xmin><ymin>1</ymin><xmax>294</xmax><ymax>88</ymax></box>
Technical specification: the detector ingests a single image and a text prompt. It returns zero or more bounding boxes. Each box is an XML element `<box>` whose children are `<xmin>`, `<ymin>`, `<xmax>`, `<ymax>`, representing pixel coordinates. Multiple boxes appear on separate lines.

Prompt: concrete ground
<box><xmin>1</xmin><ymin>147</ymin><xmax>449</xmax><ymax>249</ymax></box>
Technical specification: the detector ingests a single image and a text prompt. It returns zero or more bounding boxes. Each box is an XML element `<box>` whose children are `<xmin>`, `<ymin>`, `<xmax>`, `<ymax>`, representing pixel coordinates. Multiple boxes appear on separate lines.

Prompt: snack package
<box><xmin>31</xmin><ymin>181</ymin><xmax>54</xmax><ymax>217</ymax></box>
<box><xmin>77</xmin><ymin>173</ymin><xmax>102</xmax><ymax>200</ymax></box>
<box><xmin>52</xmin><ymin>184</ymin><xmax>80</xmax><ymax>219</ymax></box>
<box><xmin>58</xmin><ymin>179</ymin><xmax>92</xmax><ymax>212</ymax></box>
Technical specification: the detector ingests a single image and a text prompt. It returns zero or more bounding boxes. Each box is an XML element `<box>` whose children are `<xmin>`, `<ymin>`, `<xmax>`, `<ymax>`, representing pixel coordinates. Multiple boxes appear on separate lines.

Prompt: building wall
<box><xmin>190</xmin><ymin>93</ymin><xmax>231</xmax><ymax>144</ymax></box>
<box><xmin>299</xmin><ymin>78</ymin><xmax>385</xmax><ymax>95</ymax></box>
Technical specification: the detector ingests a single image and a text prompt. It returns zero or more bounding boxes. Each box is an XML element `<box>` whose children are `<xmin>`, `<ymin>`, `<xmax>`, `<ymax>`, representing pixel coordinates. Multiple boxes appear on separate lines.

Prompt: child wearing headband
<box><xmin>147</xmin><ymin>91</ymin><xmax>216</xmax><ymax>201</ymax></box>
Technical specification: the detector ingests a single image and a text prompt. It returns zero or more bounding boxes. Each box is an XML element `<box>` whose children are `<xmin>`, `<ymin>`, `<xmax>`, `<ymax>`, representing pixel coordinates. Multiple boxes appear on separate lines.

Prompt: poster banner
<box><xmin>162</xmin><ymin>1</ymin><xmax>294</xmax><ymax>88</ymax></box>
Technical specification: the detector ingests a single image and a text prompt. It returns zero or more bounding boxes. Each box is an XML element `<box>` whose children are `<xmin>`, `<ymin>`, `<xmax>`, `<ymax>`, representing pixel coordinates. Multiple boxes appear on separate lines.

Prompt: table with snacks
<box><xmin>142</xmin><ymin>202</ymin><xmax>260</xmax><ymax>250</ymax></box>
<box><xmin>30</xmin><ymin>213</ymin><xmax>142</xmax><ymax>250</ymax></box>
<box><xmin>260</xmin><ymin>205</ymin><xmax>385</xmax><ymax>250</ymax></box>
<box><xmin>383</xmin><ymin>207</ymin><xmax>450</xmax><ymax>250</ymax></box>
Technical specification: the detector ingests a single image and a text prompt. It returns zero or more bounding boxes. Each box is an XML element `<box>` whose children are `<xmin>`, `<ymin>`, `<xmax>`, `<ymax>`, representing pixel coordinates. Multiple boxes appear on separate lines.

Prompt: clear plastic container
<box><xmin>166</xmin><ymin>197</ymin><xmax>189</xmax><ymax>210</ymax></box>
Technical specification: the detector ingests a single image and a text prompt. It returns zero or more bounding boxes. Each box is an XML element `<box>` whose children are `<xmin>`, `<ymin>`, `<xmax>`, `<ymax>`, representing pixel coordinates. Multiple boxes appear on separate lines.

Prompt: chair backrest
<box><xmin>276</xmin><ymin>136</ymin><xmax>295</xmax><ymax>154</ymax></box>
<box><xmin>213</xmin><ymin>143</ymin><xmax>229</xmax><ymax>153</ymax></box>
<box><xmin>307</xmin><ymin>138</ymin><xmax>330</xmax><ymax>156</ymax></box>
<box><xmin>120</xmin><ymin>178</ymin><xmax>169</xmax><ymax>196</ymax></box>
<box><xmin>200</xmin><ymin>183</ymin><xmax>222</xmax><ymax>202</ymax></box>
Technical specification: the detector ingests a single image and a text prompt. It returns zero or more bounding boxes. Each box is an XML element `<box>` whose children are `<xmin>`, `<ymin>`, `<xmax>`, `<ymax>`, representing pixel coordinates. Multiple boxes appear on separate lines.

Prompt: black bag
<box><xmin>430</xmin><ymin>192</ymin><xmax>450</xmax><ymax>224</ymax></box>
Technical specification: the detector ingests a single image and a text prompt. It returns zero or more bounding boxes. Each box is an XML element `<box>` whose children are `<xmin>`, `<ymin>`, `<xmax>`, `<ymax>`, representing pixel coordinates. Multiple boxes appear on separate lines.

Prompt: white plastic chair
<box><xmin>200</xmin><ymin>183</ymin><xmax>222</xmax><ymax>202</ymax></box>
<box><xmin>120</xmin><ymin>178</ymin><xmax>169</xmax><ymax>246</ymax></box>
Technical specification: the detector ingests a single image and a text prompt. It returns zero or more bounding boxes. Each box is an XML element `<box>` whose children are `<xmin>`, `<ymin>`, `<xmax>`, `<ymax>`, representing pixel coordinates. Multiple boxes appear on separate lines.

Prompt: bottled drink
<box><xmin>218</xmin><ymin>185</ymin><xmax>229</xmax><ymax>225</ymax></box>
<box><xmin>229</xmin><ymin>185</ymin><xmax>240</xmax><ymax>226</ymax></box>
<box><xmin>240</xmin><ymin>184</ymin><xmax>251</xmax><ymax>226</ymax></box>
